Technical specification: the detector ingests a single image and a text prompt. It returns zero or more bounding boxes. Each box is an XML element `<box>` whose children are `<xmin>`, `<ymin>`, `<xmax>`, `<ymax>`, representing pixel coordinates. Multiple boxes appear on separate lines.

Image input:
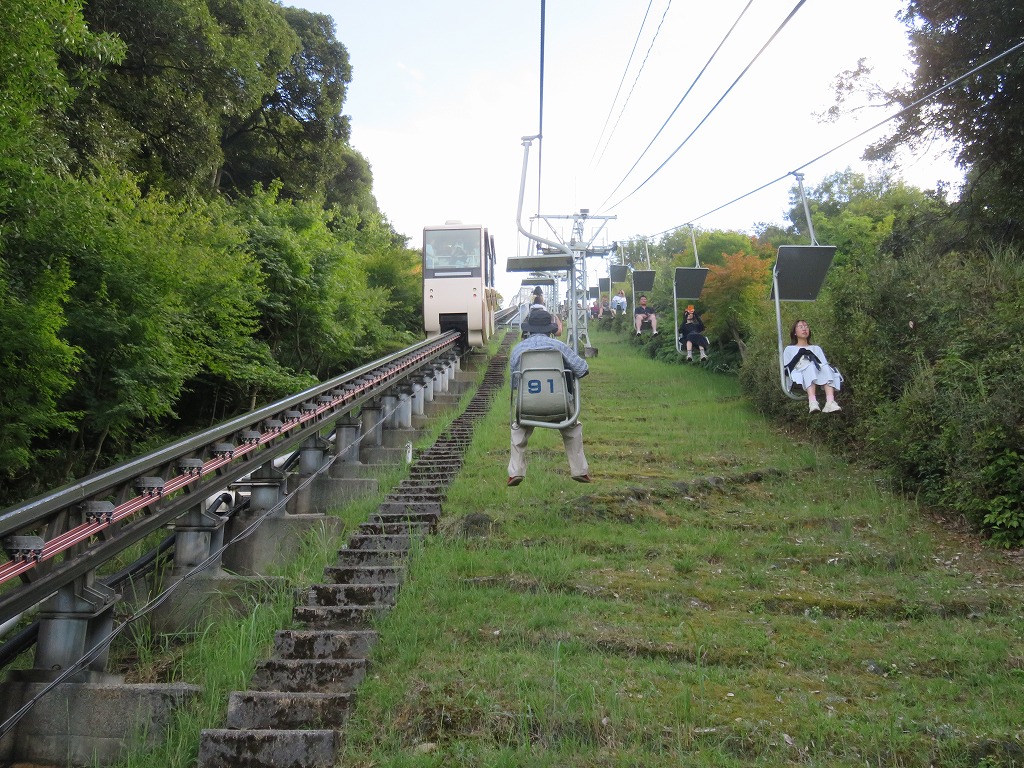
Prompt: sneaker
<box><xmin>699</xmin><ymin>352</ymin><xmax>708</xmax><ymax>361</ymax></box>
<box><xmin>686</xmin><ymin>354</ymin><xmax>693</xmax><ymax>362</ymax></box>
<box><xmin>636</xmin><ymin>331</ymin><xmax>642</xmax><ymax>336</ymax></box>
<box><xmin>652</xmin><ymin>331</ymin><xmax>659</xmax><ymax>336</ymax></box>
<box><xmin>571</xmin><ymin>474</ymin><xmax>592</xmax><ymax>483</ymax></box>
<box><xmin>808</xmin><ymin>400</ymin><xmax>821</xmax><ymax>413</ymax></box>
<box><xmin>822</xmin><ymin>400</ymin><xmax>842</xmax><ymax>413</ymax></box>
<box><xmin>507</xmin><ymin>476</ymin><xmax>524</xmax><ymax>487</ymax></box>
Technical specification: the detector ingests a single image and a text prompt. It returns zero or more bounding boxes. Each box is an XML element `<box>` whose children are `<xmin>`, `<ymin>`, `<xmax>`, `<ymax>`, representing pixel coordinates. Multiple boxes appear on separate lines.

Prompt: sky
<box><xmin>286</xmin><ymin>0</ymin><xmax>962</xmax><ymax>303</ymax></box>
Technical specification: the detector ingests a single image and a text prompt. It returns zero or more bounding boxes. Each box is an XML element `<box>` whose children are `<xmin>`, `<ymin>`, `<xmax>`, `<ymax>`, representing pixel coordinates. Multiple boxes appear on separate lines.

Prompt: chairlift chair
<box><xmin>770</xmin><ymin>245</ymin><xmax>836</xmax><ymax>399</ymax></box>
<box><xmin>511</xmin><ymin>349</ymin><xmax>581</xmax><ymax>430</ymax></box>
<box><xmin>672</xmin><ymin>267</ymin><xmax>710</xmax><ymax>356</ymax></box>
<box><xmin>630</xmin><ymin>270</ymin><xmax>656</xmax><ymax>326</ymax></box>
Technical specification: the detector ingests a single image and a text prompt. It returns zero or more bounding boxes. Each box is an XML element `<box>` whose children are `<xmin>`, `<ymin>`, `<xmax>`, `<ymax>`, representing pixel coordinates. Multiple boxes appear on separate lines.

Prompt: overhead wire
<box><xmin>599</xmin><ymin>0</ymin><xmax>757</xmax><ymax>209</ymax></box>
<box><xmin>587</xmin><ymin>0</ymin><xmax>656</xmax><ymax>168</ymax></box>
<box><xmin>592</xmin><ymin>0</ymin><xmax>674</xmax><ymax>169</ymax></box>
<box><xmin>647</xmin><ymin>36</ymin><xmax>1024</xmax><ymax>240</ymax></box>
<box><xmin>536</xmin><ymin>0</ymin><xmax>546</xmax><ymax>218</ymax></box>
<box><xmin>603</xmin><ymin>0</ymin><xmax>808</xmax><ymax>213</ymax></box>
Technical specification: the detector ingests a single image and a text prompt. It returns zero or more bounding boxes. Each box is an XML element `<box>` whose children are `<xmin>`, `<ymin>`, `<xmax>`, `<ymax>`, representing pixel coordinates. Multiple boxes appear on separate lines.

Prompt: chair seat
<box><xmin>513</xmin><ymin>350</ymin><xmax>580</xmax><ymax>429</ymax></box>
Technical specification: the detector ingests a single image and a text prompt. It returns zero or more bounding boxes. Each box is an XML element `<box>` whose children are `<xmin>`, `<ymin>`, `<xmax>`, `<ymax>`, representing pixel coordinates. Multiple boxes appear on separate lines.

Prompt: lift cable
<box><xmin>592</xmin><ymin>0</ymin><xmax>674</xmax><ymax>169</ymax></box>
<box><xmin>536</xmin><ymin>0</ymin><xmax>547</xmax><ymax>217</ymax></box>
<box><xmin>587</xmin><ymin>0</ymin><xmax>657</xmax><ymax>168</ymax></box>
<box><xmin>603</xmin><ymin>0</ymin><xmax>808</xmax><ymax>213</ymax></box>
<box><xmin>646</xmin><ymin>36</ymin><xmax>1024</xmax><ymax>240</ymax></box>
<box><xmin>599</xmin><ymin>0</ymin><xmax>757</xmax><ymax>209</ymax></box>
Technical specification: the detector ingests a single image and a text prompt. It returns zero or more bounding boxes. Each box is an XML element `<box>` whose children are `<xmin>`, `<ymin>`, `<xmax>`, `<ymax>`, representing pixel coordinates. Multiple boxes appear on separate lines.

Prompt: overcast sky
<box><xmin>286</xmin><ymin>0</ymin><xmax>961</xmax><ymax>301</ymax></box>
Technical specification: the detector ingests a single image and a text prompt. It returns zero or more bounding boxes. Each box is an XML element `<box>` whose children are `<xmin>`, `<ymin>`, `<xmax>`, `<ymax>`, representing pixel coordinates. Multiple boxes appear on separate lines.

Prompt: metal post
<box><xmin>360</xmin><ymin>400</ymin><xmax>385</xmax><ymax>447</ymax></box>
<box><xmin>410</xmin><ymin>378</ymin><xmax>425</xmax><ymax>416</ymax></box>
<box><xmin>250</xmin><ymin>462</ymin><xmax>287</xmax><ymax>516</ymax></box>
<box><xmin>34</xmin><ymin>576</ymin><xmax>118</xmax><ymax>680</ymax></box>
<box><xmin>396</xmin><ymin>386</ymin><xmax>414</xmax><ymax>429</ymax></box>
<box><xmin>381</xmin><ymin>391</ymin><xmax>400</xmax><ymax>429</ymax></box>
<box><xmin>298</xmin><ymin>435</ymin><xmax>330</xmax><ymax>476</ymax></box>
<box><xmin>334</xmin><ymin>416</ymin><xmax>361</xmax><ymax>463</ymax></box>
<box><xmin>794</xmin><ymin>172</ymin><xmax>818</xmax><ymax>246</ymax></box>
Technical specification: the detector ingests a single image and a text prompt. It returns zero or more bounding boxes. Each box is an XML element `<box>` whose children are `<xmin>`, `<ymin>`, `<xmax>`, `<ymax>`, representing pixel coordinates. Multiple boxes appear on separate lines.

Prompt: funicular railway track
<box><xmin>198</xmin><ymin>331</ymin><xmax>515</xmax><ymax>767</ymax></box>
<box><xmin>0</xmin><ymin>330</ymin><xmax>517</xmax><ymax>766</ymax></box>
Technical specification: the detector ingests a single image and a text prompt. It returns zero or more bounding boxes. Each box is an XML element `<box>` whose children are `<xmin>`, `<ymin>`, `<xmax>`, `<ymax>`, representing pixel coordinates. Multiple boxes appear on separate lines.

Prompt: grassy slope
<box><xmin>338</xmin><ymin>327</ymin><xmax>1024</xmax><ymax>767</ymax></box>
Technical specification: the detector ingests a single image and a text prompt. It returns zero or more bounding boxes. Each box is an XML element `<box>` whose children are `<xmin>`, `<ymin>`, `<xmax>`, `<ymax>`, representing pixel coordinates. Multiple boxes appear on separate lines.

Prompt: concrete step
<box><xmin>372</xmin><ymin>502</ymin><xmax>440</xmax><ymax>524</ymax></box>
<box><xmin>381</xmin><ymin>492</ymin><xmax>444</xmax><ymax>505</ymax></box>
<box><xmin>333</xmin><ymin>548</ymin><xmax>406</xmax><ymax>567</ymax></box>
<box><xmin>322</xmin><ymin>564</ymin><xmax>405</xmax><ymax>584</ymax></box>
<box><xmin>304</xmin><ymin>582</ymin><xmax>399</xmax><ymax>608</ymax></box>
<box><xmin>198</xmin><ymin>728</ymin><xmax>338</xmax><ymax>768</ymax></box>
<box><xmin>249</xmin><ymin>658</ymin><xmax>366</xmax><ymax>693</ymax></box>
<box><xmin>375</xmin><ymin>502</ymin><xmax>441</xmax><ymax>516</ymax></box>
<box><xmin>273</xmin><ymin>629</ymin><xmax>378</xmax><ymax>660</ymax></box>
<box><xmin>345</xmin><ymin>533</ymin><xmax>421</xmax><ymax>552</ymax></box>
<box><xmin>292</xmin><ymin>603</ymin><xmax>389</xmax><ymax>629</ymax></box>
<box><xmin>225</xmin><ymin>690</ymin><xmax>354</xmax><ymax>729</ymax></box>
<box><xmin>357</xmin><ymin>520</ymin><xmax>431</xmax><ymax>536</ymax></box>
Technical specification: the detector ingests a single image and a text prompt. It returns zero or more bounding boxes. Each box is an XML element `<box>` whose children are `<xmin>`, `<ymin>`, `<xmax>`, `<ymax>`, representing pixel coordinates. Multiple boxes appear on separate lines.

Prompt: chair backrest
<box><xmin>513</xmin><ymin>349</ymin><xmax>580</xmax><ymax>429</ymax></box>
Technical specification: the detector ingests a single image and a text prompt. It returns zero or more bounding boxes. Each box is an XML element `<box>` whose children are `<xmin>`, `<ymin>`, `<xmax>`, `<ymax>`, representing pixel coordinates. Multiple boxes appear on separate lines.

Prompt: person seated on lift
<box><xmin>522</xmin><ymin>288</ymin><xmax>563</xmax><ymax>337</ymax></box>
<box><xmin>783</xmin><ymin>319</ymin><xmax>842</xmax><ymax>413</ymax></box>
<box><xmin>508</xmin><ymin>305</ymin><xmax>589</xmax><ymax>486</ymax></box>
<box><xmin>610</xmin><ymin>290</ymin><xmax>627</xmax><ymax>315</ymax></box>
<box><xmin>679</xmin><ymin>305</ymin><xmax>708</xmax><ymax>361</ymax></box>
<box><xmin>634</xmin><ymin>295</ymin><xmax>658</xmax><ymax>335</ymax></box>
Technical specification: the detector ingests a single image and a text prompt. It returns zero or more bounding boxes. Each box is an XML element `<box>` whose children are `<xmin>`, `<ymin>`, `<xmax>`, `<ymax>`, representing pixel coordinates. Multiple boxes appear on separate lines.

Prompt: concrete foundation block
<box><xmin>381</xmin><ymin>428</ymin><xmax>421</xmax><ymax>449</ymax></box>
<box><xmin>0</xmin><ymin>681</ymin><xmax>199</xmax><ymax>767</ymax></box>
<box><xmin>222</xmin><ymin>515</ymin><xmax>345</xmax><ymax>577</ymax></box>
<box><xmin>149</xmin><ymin>571</ymin><xmax>284</xmax><ymax>635</ymax></box>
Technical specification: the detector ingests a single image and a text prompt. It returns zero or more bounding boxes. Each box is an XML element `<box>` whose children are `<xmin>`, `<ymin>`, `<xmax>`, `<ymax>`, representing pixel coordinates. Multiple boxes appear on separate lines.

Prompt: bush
<box><xmin>741</xmin><ymin>244</ymin><xmax>1024</xmax><ymax>545</ymax></box>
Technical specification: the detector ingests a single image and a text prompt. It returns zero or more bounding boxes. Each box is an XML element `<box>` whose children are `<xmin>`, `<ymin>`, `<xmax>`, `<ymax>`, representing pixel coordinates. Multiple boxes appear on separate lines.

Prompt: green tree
<box><xmin>787</xmin><ymin>169</ymin><xmax>947</xmax><ymax>264</ymax></box>
<box><xmin>218</xmin><ymin>7</ymin><xmax>358</xmax><ymax>203</ymax></box>
<box><xmin>701</xmin><ymin>252</ymin><xmax>772</xmax><ymax>362</ymax></box>
<box><xmin>861</xmin><ymin>0</ymin><xmax>1024</xmax><ymax>239</ymax></box>
<box><xmin>69</xmin><ymin>0</ymin><xmax>300</xmax><ymax>194</ymax></box>
<box><xmin>235</xmin><ymin>185</ymin><xmax>377</xmax><ymax>377</ymax></box>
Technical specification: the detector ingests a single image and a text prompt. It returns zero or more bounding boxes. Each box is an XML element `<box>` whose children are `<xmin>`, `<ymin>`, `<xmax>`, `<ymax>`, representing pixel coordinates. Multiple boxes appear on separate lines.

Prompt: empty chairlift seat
<box><xmin>512</xmin><ymin>350</ymin><xmax>581</xmax><ymax>429</ymax></box>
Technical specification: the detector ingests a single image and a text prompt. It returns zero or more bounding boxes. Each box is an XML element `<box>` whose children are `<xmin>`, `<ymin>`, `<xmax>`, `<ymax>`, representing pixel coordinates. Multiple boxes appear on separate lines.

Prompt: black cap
<box><xmin>522</xmin><ymin>308</ymin><xmax>559</xmax><ymax>336</ymax></box>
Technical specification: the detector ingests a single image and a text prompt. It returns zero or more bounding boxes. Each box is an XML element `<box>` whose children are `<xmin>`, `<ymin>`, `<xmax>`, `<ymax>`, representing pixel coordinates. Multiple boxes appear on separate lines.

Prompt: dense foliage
<box><xmin>0</xmin><ymin>0</ymin><xmax>422</xmax><ymax>504</ymax></box>
<box><xmin>603</xmin><ymin>0</ymin><xmax>1024</xmax><ymax>545</ymax></box>
<box><xmin>852</xmin><ymin>0</ymin><xmax>1024</xmax><ymax>241</ymax></box>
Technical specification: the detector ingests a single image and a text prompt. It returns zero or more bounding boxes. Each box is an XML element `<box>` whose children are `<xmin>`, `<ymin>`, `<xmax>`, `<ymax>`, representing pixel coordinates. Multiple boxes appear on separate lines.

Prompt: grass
<box><xmin>102</xmin><ymin>327</ymin><xmax>1023</xmax><ymax>767</ymax></box>
<box><xmin>335</xmin><ymin>327</ymin><xmax>1024</xmax><ymax>768</ymax></box>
